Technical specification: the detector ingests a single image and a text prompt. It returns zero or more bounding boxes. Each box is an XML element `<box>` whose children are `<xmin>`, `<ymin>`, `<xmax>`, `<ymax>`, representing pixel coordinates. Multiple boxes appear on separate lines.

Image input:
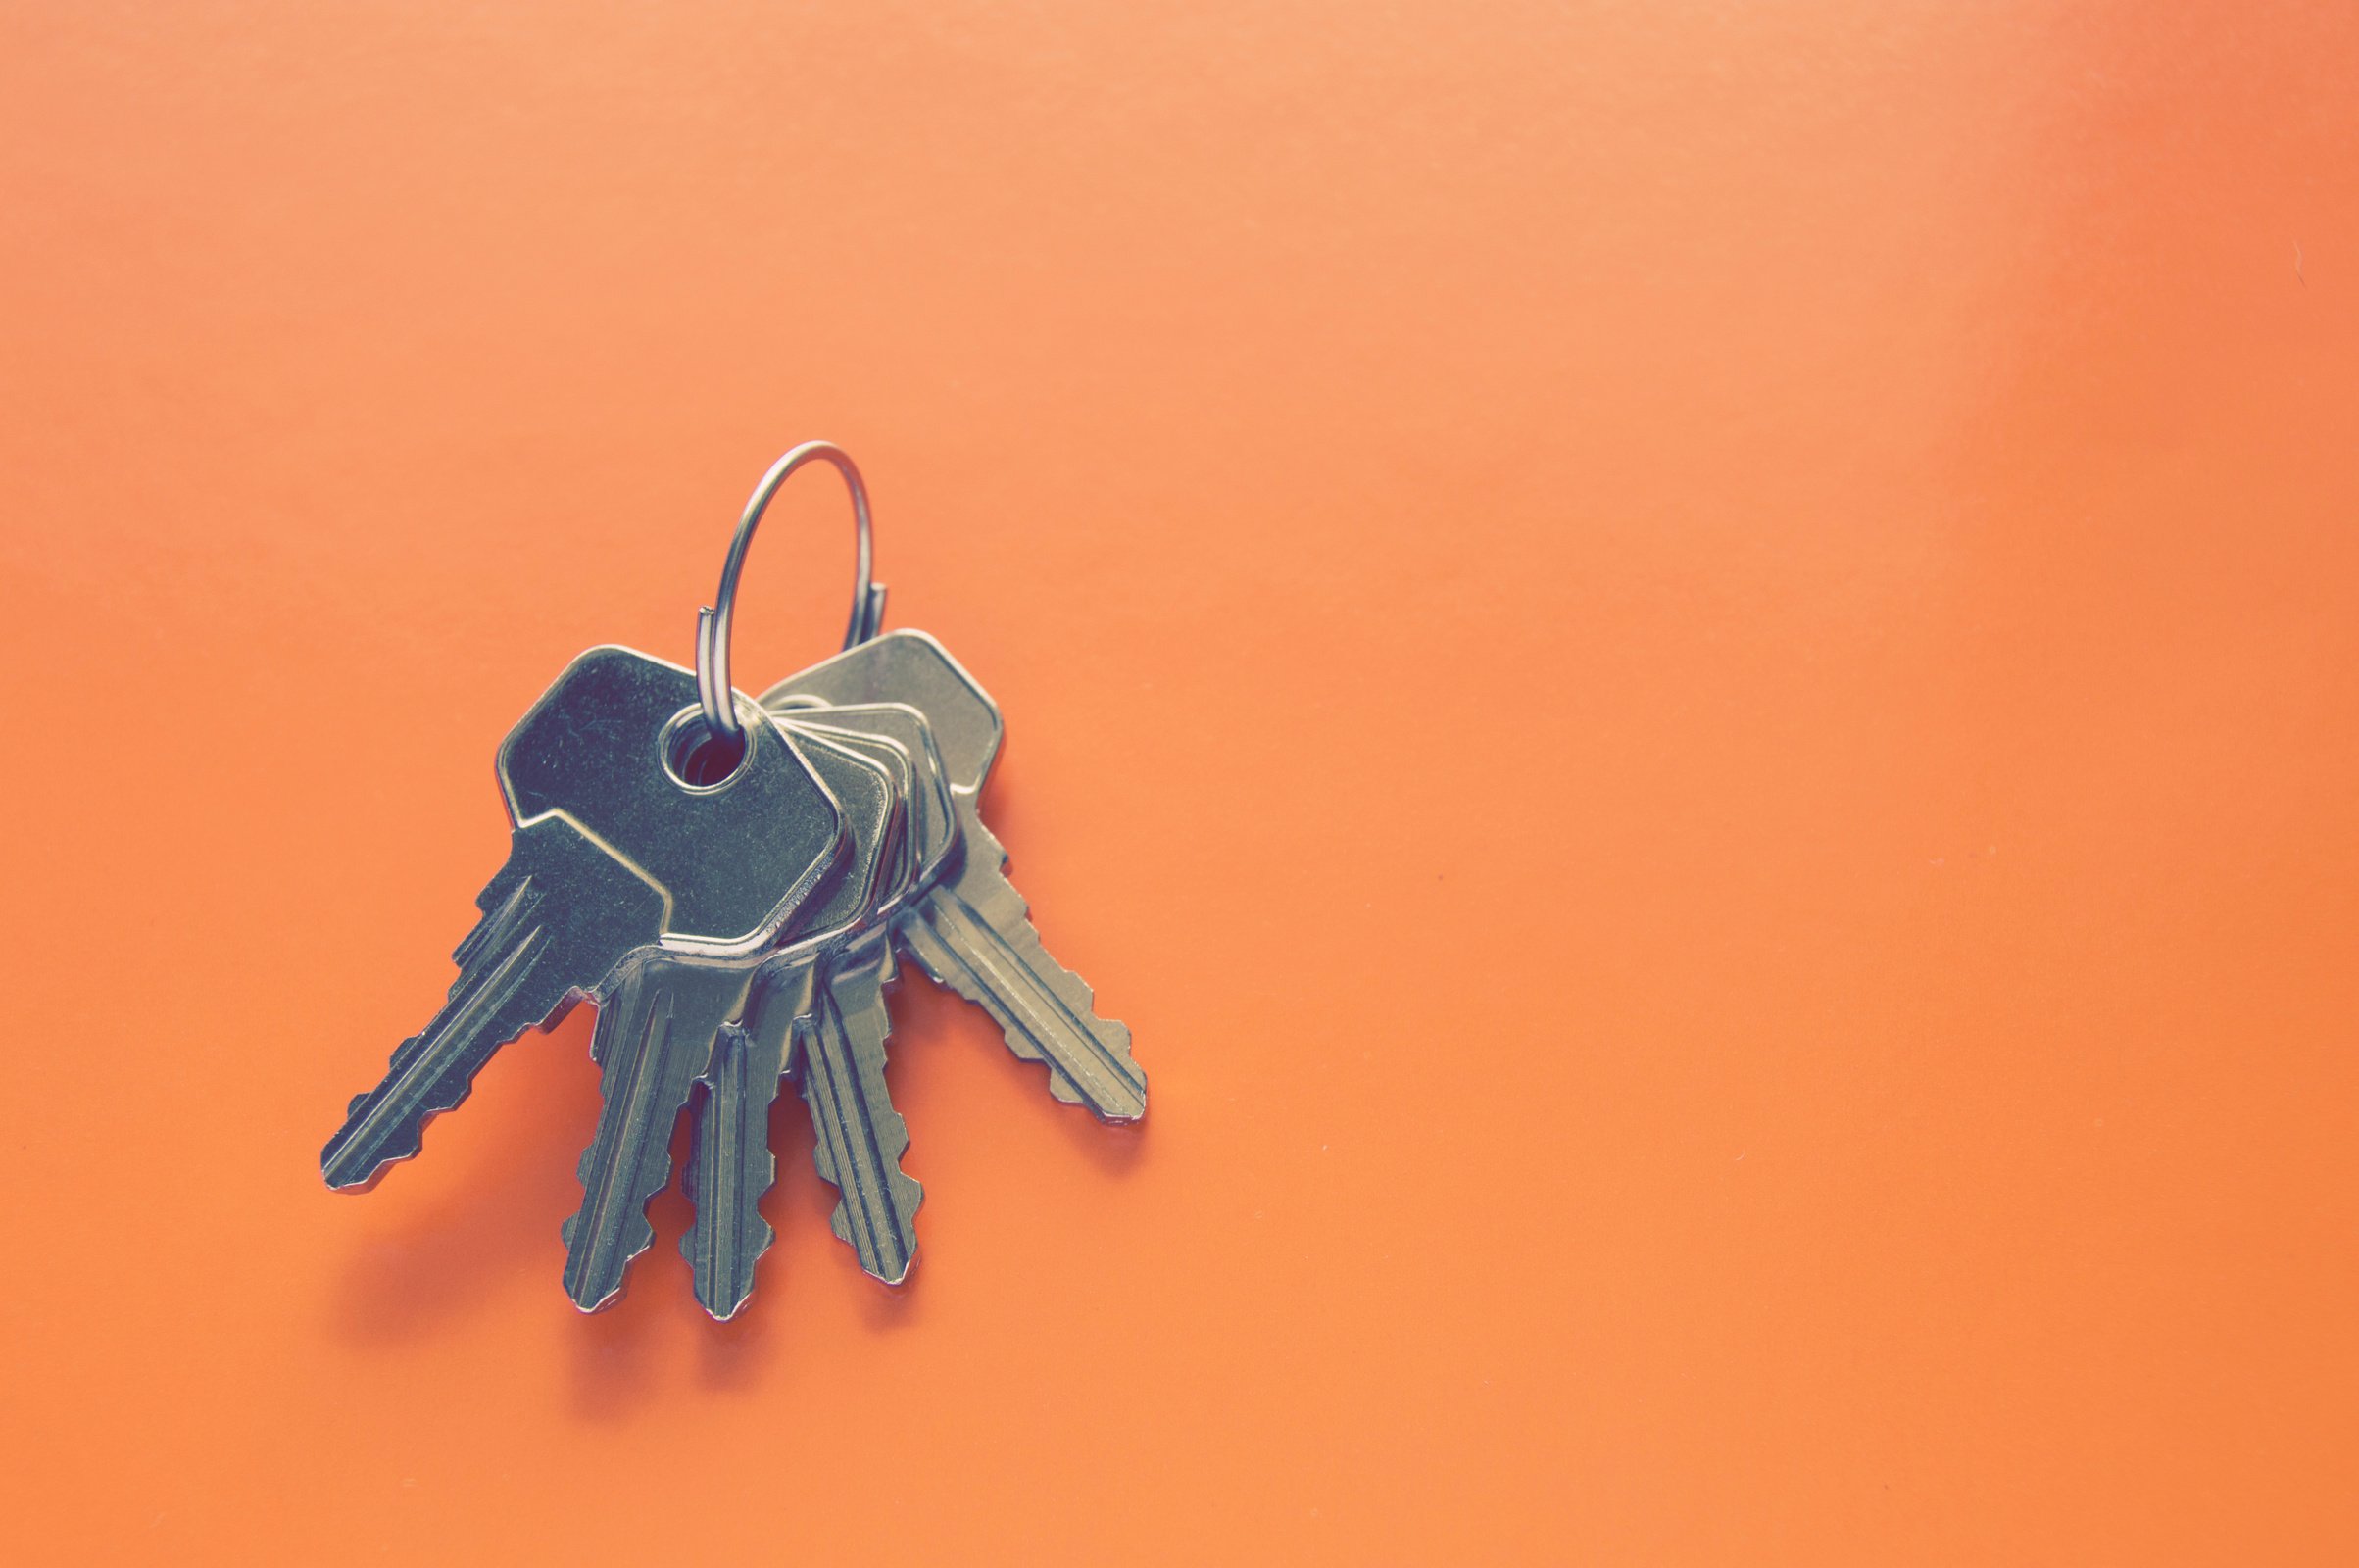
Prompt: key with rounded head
<box><xmin>321</xmin><ymin>646</ymin><xmax>846</xmax><ymax>1194</ymax></box>
<box><xmin>763</xmin><ymin>631</ymin><xmax>1147</xmax><ymax>1124</ymax></box>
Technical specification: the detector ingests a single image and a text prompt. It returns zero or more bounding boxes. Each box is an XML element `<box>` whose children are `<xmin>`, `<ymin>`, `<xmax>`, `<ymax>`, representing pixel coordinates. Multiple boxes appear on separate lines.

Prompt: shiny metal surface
<box><xmin>560</xmin><ymin>957</ymin><xmax>753</xmax><ymax>1312</ymax></box>
<box><xmin>793</xmin><ymin>942</ymin><xmax>922</xmax><ymax>1284</ymax></box>
<box><xmin>900</xmin><ymin>794</ymin><xmax>1147</xmax><ymax>1122</ymax></box>
<box><xmin>774</xmin><ymin>703</ymin><xmax>957</xmax><ymax>913</ymax></box>
<box><xmin>682</xmin><ymin>1010</ymin><xmax>788</xmax><ymax>1322</ymax></box>
<box><xmin>783</xmin><ymin>636</ymin><xmax>1141</xmax><ymax>1127</ymax></box>
<box><xmin>321</xmin><ymin>647</ymin><xmax>846</xmax><ymax>1193</ymax></box>
<box><xmin>659</xmin><ymin>696</ymin><xmax>964</xmax><ymax>1301</ymax></box>
<box><xmin>562</xmin><ymin>725</ymin><xmax>900</xmax><ymax>1312</ymax></box>
<box><xmin>499</xmin><ymin>647</ymin><xmax>847</xmax><ymax>954</ymax></box>
<box><xmin>324</xmin><ymin>564</ymin><xmax>1138</xmax><ymax>1316</ymax></box>
<box><xmin>695</xmin><ymin>441</ymin><xmax>886</xmax><ymax>747</ymax></box>
<box><xmin>774</xmin><ymin>634</ymin><xmax>1146</xmax><ymax>1123</ymax></box>
<box><xmin>761</xmin><ymin>629</ymin><xmax>1001</xmax><ymax>797</ymax></box>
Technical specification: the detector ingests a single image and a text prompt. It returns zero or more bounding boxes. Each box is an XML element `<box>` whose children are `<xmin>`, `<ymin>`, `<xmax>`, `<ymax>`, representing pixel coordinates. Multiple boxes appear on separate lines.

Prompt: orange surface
<box><xmin>3</xmin><ymin>2</ymin><xmax>2356</xmax><ymax>1562</ymax></box>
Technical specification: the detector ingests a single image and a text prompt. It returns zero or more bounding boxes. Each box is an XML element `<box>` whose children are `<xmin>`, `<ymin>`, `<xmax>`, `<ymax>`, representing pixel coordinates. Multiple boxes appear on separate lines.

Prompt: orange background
<box><xmin>3</xmin><ymin>2</ymin><xmax>2356</xmax><ymax>1562</ymax></box>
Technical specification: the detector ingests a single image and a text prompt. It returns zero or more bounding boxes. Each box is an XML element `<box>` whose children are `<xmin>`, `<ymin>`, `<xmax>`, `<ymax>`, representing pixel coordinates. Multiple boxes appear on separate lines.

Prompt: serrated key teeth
<box><xmin>818</xmin><ymin>1171</ymin><xmax>924</xmax><ymax>1284</ymax></box>
<box><xmin>681</xmin><ymin>1206</ymin><xmax>777</xmax><ymax>1321</ymax></box>
<box><xmin>682</xmin><ymin>1016</ymin><xmax>786</xmax><ymax>1318</ymax></box>
<box><xmin>896</xmin><ymin>885</ymin><xmax>1145</xmax><ymax>1123</ymax></box>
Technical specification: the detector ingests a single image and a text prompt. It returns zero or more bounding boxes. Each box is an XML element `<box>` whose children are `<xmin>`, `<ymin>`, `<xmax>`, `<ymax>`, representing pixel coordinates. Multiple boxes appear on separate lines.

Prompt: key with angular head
<box><xmin>670</xmin><ymin>725</ymin><xmax>907</xmax><ymax>1316</ymax></box>
<box><xmin>774</xmin><ymin>703</ymin><xmax>958</xmax><ymax>908</ymax></box>
<box><xmin>680</xmin><ymin>715</ymin><xmax>938</xmax><ymax>1303</ymax></box>
<box><xmin>321</xmin><ymin>646</ymin><xmax>846</xmax><ymax>1193</ymax></box>
<box><xmin>763</xmin><ymin>630</ymin><xmax>1146</xmax><ymax>1123</ymax></box>
<box><xmin>678</xmin><ymin>705</ymin><xmax>950</xmax><ymax>1298</ymax></box>
<box><xmin>761</xmin><ymin>631</ymin><xmax>1001</xmax><ymax>798</ymax></box>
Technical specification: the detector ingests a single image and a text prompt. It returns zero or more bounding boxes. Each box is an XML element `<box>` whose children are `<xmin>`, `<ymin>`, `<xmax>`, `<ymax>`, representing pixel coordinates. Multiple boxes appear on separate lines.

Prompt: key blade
<box><xmin>682</xmin><ymin>1012</ymin><xmax>788</xmax><ymax>1321</ymax></box>
<box><xmin>899</xmin><ymin>803</ymin><xmax>1146</xmax><ymax>1122</ymax></box>
<box><xmin>559</xmin><ymin>961</ymin><xmax>752</xmax><ymax>1311</ymax></box>
<box><xmin>798</xmin><ymin>946</ymin><xmax>923</xmax><ymax>1284</ymax></box>
<box><xmin>322</xmin><ymin>817</ymin><xmax>665</xmax><ymax>1192</ymax></box>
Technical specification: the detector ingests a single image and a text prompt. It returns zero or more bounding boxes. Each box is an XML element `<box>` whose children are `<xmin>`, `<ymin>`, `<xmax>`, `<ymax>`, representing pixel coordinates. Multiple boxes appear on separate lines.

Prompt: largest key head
<box><xmin>497</xmin><ymin>647</ymin><xmax>845</xmax><ymax>955</ymax></box>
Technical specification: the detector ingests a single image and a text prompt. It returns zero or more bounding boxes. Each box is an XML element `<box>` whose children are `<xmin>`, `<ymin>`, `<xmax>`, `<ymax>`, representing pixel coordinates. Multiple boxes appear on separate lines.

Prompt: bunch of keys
<box><xmin>321</xmin><ymin>443</ymin><xmax>1146</xmax><ymax>1317</ymax></box>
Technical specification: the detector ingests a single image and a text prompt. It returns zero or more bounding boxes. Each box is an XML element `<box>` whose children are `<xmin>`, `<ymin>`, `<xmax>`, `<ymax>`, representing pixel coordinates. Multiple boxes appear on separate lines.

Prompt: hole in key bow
<box><xmin>661</xmin><ymin>707</ymin><xmax>750</xmax><ymax>791</ymax></box>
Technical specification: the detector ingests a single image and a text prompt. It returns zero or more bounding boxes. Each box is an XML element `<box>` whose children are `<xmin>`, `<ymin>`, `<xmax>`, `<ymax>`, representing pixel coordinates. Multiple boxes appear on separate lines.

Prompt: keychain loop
<box><xmin>694</xmin><ymin>441</ymin><xmax>886</xmax><ymax>747</ymax></box>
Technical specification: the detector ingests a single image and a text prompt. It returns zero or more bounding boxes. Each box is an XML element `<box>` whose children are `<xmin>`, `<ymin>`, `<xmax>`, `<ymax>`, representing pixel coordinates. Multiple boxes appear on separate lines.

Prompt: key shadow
<box><xmin>327</xmin><ymin>1004</ymin><xmax>604</xmax><ymax>1349</ymax></box>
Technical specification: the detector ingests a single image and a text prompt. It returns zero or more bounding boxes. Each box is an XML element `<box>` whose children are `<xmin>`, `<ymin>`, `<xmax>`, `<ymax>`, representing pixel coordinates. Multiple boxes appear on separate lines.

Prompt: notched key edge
<box><xmin>899</xmin><ymin>809</ymin><xmax>1147</xmax><ymax>1123</ymax></box>
<box><xmin>322</xmin><ymin>818</ymin><xmax>667</xmax><ymax>1193</ymax></box>
<box><xmin>798</xmin><ymin>950</ymin><xmax>924</xmax><ymax>1285</ymax></box>
<box><xmin>681</xmin><ymin>1018</ymin><xmax>787</xmax><ymax>1321</ymax></box>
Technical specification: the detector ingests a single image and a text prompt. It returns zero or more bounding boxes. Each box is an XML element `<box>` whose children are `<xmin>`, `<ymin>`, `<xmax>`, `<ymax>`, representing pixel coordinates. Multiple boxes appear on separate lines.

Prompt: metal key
<box><xmin>776</xmin><ymin>702</ymin><xmax>958</xmax><ymax>911</ymax></box>
<box><xmin>662</xmin><ymin>726</ymin><xmax>905</xmax><ymax>1316</ymax></box>
<box><xmin>785</xmin><ymin>939</ymin><xmax>923</xmax><ymax>1283</ymax></box>
<box><xmin>322</xmin><ymin>647</ymin><xmax>846</xmax><ymax>1192</ymax></box>
<box><xmin>561</xmin><ymin>956</ymin><xmax>754</xmax><ymax>1311</ymax></box>
<box><xmin>324</xmin><ymin>442</ymin><xmax>1144</xmax><ymax>1320</ymax></box>
<box><xmin>899</xmin><ymin>796</ymin><xmax>1146</xmax><ymax>1121</ymax></box>
<box><xmin>763</xmin><ymin>631</ymin><xmax>1147</xmax><ymax>1123</ymax></box>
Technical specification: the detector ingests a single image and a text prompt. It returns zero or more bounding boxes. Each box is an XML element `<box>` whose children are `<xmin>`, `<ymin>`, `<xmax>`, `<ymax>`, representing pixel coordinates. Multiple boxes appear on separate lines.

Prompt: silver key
<box><xmin>762</xmin><ymin>630</ymin><xmax>1002</xmax><ymax>796</ymax></box>
<box><xmin>764</xmin><ymin>631</ymin><xmax>1146</xmax><ymax>1123</ymax></box>
<box><xmin>692</xmin><ymin>719</ymin><xmax>933</xmax><ymax>1292</ymax></box>
<box><xmin>681</xmin><ymin>1004</ymin><xmax>788</xmax><ymax>1319</ymax></box>
<box><xmin>323</xmin><ymin>647</ymin><xmax>846</xmax><ymax>1193</ymax></box>
<box><xmin>900</xmin><ymin>797</ymin><xmax>1146</xmax><ymax>1121</ymax></box>
<box><xmin>664</xmin><ymin>726</ymin><xmax>905</xmax><ymax>1317</ymax></box>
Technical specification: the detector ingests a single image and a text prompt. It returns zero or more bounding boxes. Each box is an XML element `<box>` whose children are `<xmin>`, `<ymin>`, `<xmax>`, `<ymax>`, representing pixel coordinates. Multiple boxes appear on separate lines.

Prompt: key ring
<box><xmin>694</xmin><ymin>441</ymin><xmax>887</xmax><ymax>748</ymax></box>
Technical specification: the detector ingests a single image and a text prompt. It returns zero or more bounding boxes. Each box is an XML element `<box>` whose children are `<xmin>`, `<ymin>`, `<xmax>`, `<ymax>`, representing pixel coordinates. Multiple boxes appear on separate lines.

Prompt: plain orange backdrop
<box><xmin>3</xmin><ymin>2</ymin><xmax>2357</xmax><ymax>1563</ymax></box>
